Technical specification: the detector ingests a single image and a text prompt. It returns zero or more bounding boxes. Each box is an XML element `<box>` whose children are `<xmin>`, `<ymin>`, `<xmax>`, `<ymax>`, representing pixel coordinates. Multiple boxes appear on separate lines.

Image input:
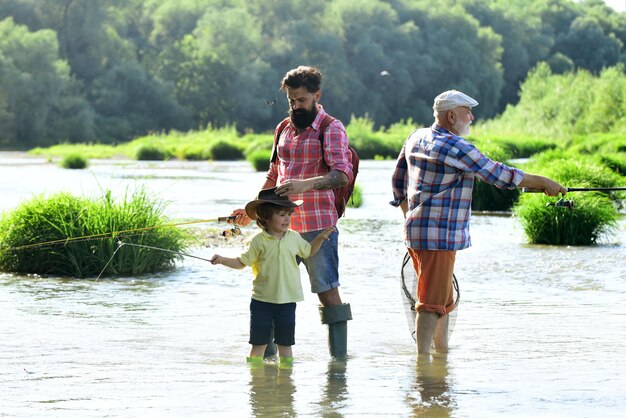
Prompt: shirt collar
<box><xmin>432</xmin><ymin>123</ymin><xmax>451</xmax><ymax>135</ymax></box>
<box><xmin>310</xmin><ymin>105</ymin><xmax>327</xmax><ymax>133</ymax></box>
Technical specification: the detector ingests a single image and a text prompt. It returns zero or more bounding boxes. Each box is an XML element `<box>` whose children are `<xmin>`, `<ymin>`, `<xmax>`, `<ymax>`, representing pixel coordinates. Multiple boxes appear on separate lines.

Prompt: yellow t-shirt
<box><xmin>238</xmin><ymin>229</ymin><xmax>311</xmax><ymax>304</ymax></box>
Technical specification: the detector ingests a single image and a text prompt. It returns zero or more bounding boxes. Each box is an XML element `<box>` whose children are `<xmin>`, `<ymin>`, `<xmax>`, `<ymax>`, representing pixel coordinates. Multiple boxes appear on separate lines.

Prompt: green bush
<box><xmin>247</xmin><ymin>149</ymin><xmax>271</xmax><ymax>171</ymax></box>
<box><xmin>515</xmin><ymin>193</ymin><xmax>618</xmax><ymax>245</ymax></box>
<box><xmin>242</xmin><ymin>134</ymin><xmax>273</xmax><ymax>156</ymax></box>
<box><xmin>472</xmin><ymin>181</ymin><xmax>520</xmax><ymax>212</ymax></box>
<box><xmin>0</xmin><ymin>189</ymin><xmax>191</xmax><ymax>277</ymax></box>
<box><xmin>208</xmin><ymin>140</ymin><xmax>244</xmax><ymax>160</ymax></box>
<box><xmin>514</xmin><ymin>156</ymin><xmax>623</xmax><ymax>245</ymax></box>
<box><xmin>135</xmin><ymin>144</ymin><xmax>170</xmax><ymax>161</ymax></box>
<box><xmin>60</xmin><ymin>153</ymin><xmax>89</xmax><ymax>169</ymax></box>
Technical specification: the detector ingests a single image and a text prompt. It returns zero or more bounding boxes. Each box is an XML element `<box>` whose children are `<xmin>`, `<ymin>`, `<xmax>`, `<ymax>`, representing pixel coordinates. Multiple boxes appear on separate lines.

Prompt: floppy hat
<box><xmin>433</xmin><ymin>90</ymin><xmax>479</xmax><ymax>111</ymax></box>
<box><xmin>244</xmin><ymin>187</ymin><xmax>303</xmax><ymax>220</ymax></box>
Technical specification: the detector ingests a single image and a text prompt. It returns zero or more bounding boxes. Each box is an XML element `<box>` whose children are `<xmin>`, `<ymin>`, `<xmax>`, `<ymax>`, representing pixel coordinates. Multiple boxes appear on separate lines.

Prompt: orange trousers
<box><xmin>408</xmin><ymin>248</ymin><xmax>456</xmax><ymax>316</ymax></box>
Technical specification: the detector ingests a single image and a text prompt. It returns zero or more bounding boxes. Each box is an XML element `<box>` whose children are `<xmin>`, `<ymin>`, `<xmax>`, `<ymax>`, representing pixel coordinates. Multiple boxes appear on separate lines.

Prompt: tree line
<box><xmin>1</xmin><ymin>0</ymin><xmax>625</xmax><ymax>148</ymax></box>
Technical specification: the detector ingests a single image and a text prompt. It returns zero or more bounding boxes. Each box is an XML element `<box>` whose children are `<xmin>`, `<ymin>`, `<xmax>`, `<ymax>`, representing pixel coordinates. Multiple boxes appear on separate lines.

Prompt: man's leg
<box><xmin>416</xmin><ymin>311</ymin><xmax>438</xmax><ymax>355</ymax></box>
<box><xmin>301</xmin><ymin>228</ymin><xmax>352</xmax><ymax>358</ymax></box>
<box><xmin>408</xmin><ymin>248</ymin><xmax>455</xmax><ymax>356</ymax></box>
<box><xmin>318</xmin><ymin>288</ymin><xmax>352</xmax><ymax>358</ymax></box>
<box><xmin>433</xmin><ymin>314</ymin><xmax>449</xmax><ymax>353</ymax></box>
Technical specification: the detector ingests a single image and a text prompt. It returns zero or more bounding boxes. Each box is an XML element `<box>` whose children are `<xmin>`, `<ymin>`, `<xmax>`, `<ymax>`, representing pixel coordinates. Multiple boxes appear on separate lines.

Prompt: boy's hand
<box><xmin>319</xmin><ymin>226</ymin><xmax>337</xmax><ymax>240</ymax></box>
<box><xmin>210</xmin><ymin>255</ymin><xmax>221</xmax><ymax>265</ymax></box>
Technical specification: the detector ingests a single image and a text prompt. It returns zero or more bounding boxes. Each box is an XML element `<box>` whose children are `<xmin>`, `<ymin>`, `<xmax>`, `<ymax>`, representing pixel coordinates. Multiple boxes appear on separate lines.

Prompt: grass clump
<box><xmin>60</xmin><ymin>153</ymin><xmax>89</xmax><ymax>169</ymax></box>
<box><xmin>514</xmin><ymin>156</ymin><xmax>624</xmax><ymax>245</ymax></box>
<box><xmin>515</xmin><ymin>193</ymin><xmax>618</xmax><ymax>245</ymax></box>
<box><xmin>135</xmin><ymin>144</ymin><xmax>171</xmax><ymax>161</ymax></box>
<box><xmin>0</xmin><ymin>188</ymin><xmax>191</xmax><ymax>278</ymax></box>
<box><xmin>247</xmin><ymin>149</ymin><xmax>271</xmax><ymax>171</ymax></box>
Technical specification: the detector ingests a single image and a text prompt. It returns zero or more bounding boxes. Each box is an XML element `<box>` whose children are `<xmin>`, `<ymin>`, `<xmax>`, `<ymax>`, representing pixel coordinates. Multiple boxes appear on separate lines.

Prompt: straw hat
<box><xmin>244</xmin><ymin>187</ymin><xmax>303</xmax><ymax>220</ymax></box>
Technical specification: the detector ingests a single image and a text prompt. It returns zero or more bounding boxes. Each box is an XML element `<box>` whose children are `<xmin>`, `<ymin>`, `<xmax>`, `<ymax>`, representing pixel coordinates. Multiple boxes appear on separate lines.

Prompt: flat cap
<box><xmin>433</xmin><ymin>90</ymin><xmax>478</xmax><ymax>111</ymax></box>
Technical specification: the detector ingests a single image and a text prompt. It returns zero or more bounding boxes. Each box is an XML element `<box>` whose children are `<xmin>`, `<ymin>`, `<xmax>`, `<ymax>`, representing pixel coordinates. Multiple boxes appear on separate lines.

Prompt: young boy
<box><xmin>211</xmin><ymin>187</ymin><xmax>336</xmax><ymax>367</ymax></box>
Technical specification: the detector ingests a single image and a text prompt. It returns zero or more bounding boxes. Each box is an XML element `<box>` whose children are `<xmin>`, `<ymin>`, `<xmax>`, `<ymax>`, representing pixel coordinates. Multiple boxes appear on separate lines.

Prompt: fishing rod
<box><xmin>1</xmin><ymin>216</ymin><xmax>237</xmax><ymax>253</ymax></box>
<box><xmin>522</xmin><ymin>187</ymin><xmax>626</xmax><ymax>209</ymax></box>
<box><xmin>522</xmin><ymin>187</ymin><xmax>626</xmax><ymax>193</ymax></box>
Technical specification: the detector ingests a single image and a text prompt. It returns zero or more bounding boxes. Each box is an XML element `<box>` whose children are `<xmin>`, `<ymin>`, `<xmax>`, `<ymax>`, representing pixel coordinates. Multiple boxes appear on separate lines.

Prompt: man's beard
<box><xmin>453</xmin><ymin>119</ymin><xmax>470</xmax><ymax>137</ymax></box>
<box><xmin>289</xmin><ymin>102</ymin><xmax>318</xmax><ymax>129</ymax></box>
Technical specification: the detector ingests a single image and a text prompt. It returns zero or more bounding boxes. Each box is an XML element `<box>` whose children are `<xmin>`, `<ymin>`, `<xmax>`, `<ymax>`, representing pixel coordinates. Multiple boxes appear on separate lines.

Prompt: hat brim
<box><xmin>245</xmin><ymin>198</ymin><xmax>303</xmax><ymax>220</ymax></box>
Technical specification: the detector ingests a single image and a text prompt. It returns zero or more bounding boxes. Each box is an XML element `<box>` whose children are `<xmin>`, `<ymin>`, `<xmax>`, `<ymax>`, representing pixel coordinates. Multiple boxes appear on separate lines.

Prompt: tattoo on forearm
<box><xmin>313</xmin><ymin>170</ymin><xmax>347</xmax><ymax>190</ymax></box>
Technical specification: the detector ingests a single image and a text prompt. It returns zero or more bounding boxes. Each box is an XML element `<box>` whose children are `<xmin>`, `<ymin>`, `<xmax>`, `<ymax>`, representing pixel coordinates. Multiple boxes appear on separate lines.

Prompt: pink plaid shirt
<box><xmin>267</xmin><ymin>106</ymin><xmax>353</xmax><ymax>232</ymax></box>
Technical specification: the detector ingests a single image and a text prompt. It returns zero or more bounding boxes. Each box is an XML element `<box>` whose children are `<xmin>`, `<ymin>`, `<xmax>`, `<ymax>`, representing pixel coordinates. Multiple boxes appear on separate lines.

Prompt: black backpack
<box><xmin>271</xmin><ymin>115</ymin><xmax>359</xmax><ymax>217</ymax></box>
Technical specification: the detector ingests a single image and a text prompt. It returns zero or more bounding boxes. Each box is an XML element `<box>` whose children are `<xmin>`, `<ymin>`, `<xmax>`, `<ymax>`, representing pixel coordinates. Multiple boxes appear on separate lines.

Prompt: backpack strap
<box><xmin>270</xmin><ymin>117</ymin><xmax>291</xmax><ymax>163</ymax></box>
<box><xmin>318</xmin><ymin>115</ymin><xmax>335</xmax><ymax>168</ymax></box>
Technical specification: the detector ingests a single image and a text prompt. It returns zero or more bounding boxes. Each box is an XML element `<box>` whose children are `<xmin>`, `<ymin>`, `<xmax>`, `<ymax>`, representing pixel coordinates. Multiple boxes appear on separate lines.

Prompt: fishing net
<box><xmin>400</xmin><ymin>252</ymin><xmax>460</xmax><ymax>343</ymax></box>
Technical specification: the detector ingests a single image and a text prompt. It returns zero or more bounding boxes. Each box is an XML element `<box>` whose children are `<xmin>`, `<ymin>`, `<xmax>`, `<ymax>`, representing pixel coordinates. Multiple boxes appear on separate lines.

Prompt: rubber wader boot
<box><xmin>319</xmin><ymin>303</ymin><xmax>352</xmax><ymax>358</ymax></box>
<box><xmin>263</xmin><ymin>323</ymin><xmax>277</xmax><ymax>358</ymax></box>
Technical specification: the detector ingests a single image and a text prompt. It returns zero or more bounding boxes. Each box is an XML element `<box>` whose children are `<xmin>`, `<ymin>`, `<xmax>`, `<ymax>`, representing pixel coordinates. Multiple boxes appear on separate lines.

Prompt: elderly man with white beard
<box><xmin>391</xmin><ymin>90</ymin><xmax>566</xmax><ymax>355</ymax></box>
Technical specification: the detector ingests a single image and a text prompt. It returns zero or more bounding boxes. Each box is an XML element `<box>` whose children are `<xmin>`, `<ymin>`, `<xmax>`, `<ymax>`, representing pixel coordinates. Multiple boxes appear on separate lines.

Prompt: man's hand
<box><xmin>275</xmin><ymin>179</ymin><xmax>309</xmax><ymax>196</ymax></box>
<box><xmin>230</xmin><ymin>208</ymin><xmax>251</xmax><ymax>226</ymax></box>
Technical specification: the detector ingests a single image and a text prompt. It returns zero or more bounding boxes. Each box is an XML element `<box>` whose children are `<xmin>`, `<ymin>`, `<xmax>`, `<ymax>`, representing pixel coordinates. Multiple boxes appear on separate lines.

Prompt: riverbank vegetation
<box><xmin>0</xmin><ymin>189</ymin><xmax>192</xmax><ymax>278</ymax></box>
<box><xmin>3</xmin><ymin>0</ymin><xmax>626</xmax><ymax>148</ymax></box>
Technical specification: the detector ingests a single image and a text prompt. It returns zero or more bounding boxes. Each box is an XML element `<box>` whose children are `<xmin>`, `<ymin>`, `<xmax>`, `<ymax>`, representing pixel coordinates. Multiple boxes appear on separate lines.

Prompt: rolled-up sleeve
<box><xmin>390</xmin><ymin>144</ymin><xmax>408</xmax><ymax>207</ymax></box>
<box><xmin>323</xmin><ymin>121</ymin><xmax>353</xmax><ymax>182</ymax></box>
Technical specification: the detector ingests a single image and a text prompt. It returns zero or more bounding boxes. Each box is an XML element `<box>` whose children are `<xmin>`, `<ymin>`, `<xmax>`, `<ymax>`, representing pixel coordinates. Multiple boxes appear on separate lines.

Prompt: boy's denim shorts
<box><xmin>298</xmin><ymin>227</ymin><xmax>340</xmax><ymax>294</ymax></box>
<box><xmin>249</xmin><ymin>299</ymin><xmax>296</xmax><ymax>346</ymax></box>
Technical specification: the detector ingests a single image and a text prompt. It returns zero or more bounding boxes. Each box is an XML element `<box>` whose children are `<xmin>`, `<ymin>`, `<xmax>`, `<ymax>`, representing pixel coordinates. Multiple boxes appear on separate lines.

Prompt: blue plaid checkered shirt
<box><xmin>390</xmin><ymin>124</ymin><xmax>524</xmax><ymax>250</ymax></box>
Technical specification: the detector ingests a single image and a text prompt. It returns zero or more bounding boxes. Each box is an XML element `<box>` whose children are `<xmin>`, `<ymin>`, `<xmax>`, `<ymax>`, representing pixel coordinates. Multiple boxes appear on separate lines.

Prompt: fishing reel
<box><xmin>221</xmin><ymin>226</ymin><xmax>242</xmax><ymax>237</ymax></box>
<box><xmin>546</xmin><ymin>197</ymin><xmax>574</xmax><ymax>209</ymax></box>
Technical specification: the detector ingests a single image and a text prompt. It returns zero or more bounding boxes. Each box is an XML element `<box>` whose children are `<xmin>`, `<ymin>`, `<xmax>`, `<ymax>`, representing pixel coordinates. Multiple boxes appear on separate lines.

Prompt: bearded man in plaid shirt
<box><xmin>232</xmin><ymin>66</ymin><xmax>354</xmax><ymax>358</ymax></box>
<box><xmin>391</xmin><ymin>90</ymin><xmax>566</xmax><ymax>355</ymax></box>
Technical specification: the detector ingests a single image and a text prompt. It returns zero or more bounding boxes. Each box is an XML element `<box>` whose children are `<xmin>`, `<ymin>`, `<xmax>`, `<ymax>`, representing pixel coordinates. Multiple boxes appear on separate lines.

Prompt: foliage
<box><xmin>514</xmin><ymin>155</ymin><xmax>623</xmax><ymax>245</ymax></box>
<box><xmin>247</xmin><ymin>149</ymin><xmax>271</xmax><ymax>172</ymax></box>
<box><xmin>516</xmin><ymin>193</ymin><xmax>618</xmax><ymax>245</ymax></box>
<box><xmin>346</xmin><ymin>116</ymin><xmax>401</xmax><ymax>159</ymax></box>
<box><xmin>60</xmin><ymin>153</ymin><xmax>89</xmax><ymax>169</ymax></box>
<box><xmin>4</xmin><ymin>0</ymin><xmax>626</xmax><ymax>147</ymax></box>
<box><xmin>480</xmin><ymin>63</ymin><xmax>626</xmax><ymax>140</ymax></box>
<box><xmin>0</xmin><ymin>188</ymin><xmax>191</xmax><ymax>278</ymax></box>
<box><xmin>135</xmin><ymin>144</ymin><xmax>171</xmax><ymax>161</ymax></box>
<box><xmin>207</xmin><ymin>140</ymin><xmax>244</xmax><ymax>161</ymax></box>
<box><xmin>348</xmin><ymin>184</ymin><xmax>363</xmax><ymax>209</ymax></box>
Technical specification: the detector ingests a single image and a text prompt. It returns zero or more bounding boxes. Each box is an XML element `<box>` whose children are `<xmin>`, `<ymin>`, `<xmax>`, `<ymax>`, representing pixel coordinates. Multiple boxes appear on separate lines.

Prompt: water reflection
<box><xmin>319</xmin><ymin>359</ymin><xmax>348</xmax><ymax>417</ymax></box>
<box><xmin>407</xmin><ymin>355</ymin><xmax>454</xmax><ymax>417</ymax></box>
<box><xmin>248</xmin><ymin>363</ymin><xmax>296</xmax><ymax>417</ymax></box>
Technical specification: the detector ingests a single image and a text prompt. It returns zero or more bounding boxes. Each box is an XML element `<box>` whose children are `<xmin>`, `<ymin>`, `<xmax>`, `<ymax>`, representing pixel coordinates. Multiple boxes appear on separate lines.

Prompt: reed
<box><xmin>0</xmin><ymin>188</ymin><xmax>191</xmax><ymax>278</ymax></box>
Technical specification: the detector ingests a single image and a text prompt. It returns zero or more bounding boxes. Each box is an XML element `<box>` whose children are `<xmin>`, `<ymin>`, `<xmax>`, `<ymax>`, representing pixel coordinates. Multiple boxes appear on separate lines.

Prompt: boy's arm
<box><xmin>211</xmin><ymin>255</ymin><xmax>246</xmax><ymax>269</ymax></box>
<box><xmin>308</xmin><ymin>226</ymin><xmax>337</xmax><ymax>258</ymax></box>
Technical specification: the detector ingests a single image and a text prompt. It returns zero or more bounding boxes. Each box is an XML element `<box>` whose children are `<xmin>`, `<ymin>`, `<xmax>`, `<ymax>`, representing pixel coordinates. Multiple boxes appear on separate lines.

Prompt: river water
<box><xmin>1</xmin><ymin>154</ymin><xmax>625</xmax><ymax>417</ymax></box>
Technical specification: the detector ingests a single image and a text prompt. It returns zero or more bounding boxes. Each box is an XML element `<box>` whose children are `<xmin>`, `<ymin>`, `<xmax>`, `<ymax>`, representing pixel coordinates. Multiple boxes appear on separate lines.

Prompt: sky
<box><xmin>603</xmin><ymin>0</ymin><xmax>625</xmax><ymax>12</ymax></box>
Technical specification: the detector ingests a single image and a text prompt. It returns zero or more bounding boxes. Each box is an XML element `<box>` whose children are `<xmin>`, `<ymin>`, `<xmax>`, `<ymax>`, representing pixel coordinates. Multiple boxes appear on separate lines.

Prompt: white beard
<box><xmin>453</xmin><ymin>120</ymin><xmax>470</xmax><ymax>137</ymax></box>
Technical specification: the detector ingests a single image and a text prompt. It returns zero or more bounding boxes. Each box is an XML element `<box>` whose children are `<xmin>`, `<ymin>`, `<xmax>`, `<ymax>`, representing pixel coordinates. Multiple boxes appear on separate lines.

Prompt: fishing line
<box><xmin>94</xmin><ymin>240</ymin><xmax>216</xmax><ymax>281</ymax></box>
<box><xmin>95</xmin><ymin>240</ymin><xmax>127</xmax><ymax>281</ymax></box>
<box><xmin>1</xmin><ymin>216</ymin><xmax>236</xmax><ymax>253</ymax></box>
